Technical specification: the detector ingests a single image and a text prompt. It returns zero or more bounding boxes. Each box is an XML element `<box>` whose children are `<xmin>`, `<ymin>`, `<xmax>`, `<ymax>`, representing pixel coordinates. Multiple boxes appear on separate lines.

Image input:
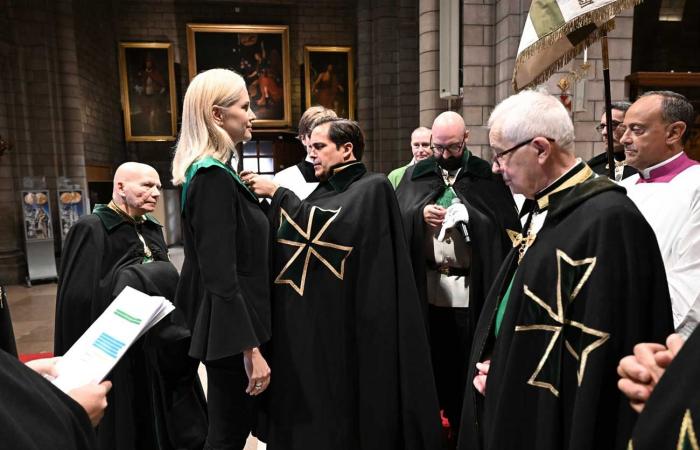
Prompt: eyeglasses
<box><xmin>595</xmin><ymin>120</ymin><xmax>622</xmax><ymax>133</ymax></box>
<box><xmin>616</xmin><ymin>123</ymin><xmax>647</xmax><ymax>137</ymax></box>
<box><xmin>491</xmin><ymin>137</ymin><xmax>555</xmax><ymax>167</ymax></box>
<box><xmin>430</xmin><ymin>138</ymin><xmax>465</xmax><ymax>155</ymax></box>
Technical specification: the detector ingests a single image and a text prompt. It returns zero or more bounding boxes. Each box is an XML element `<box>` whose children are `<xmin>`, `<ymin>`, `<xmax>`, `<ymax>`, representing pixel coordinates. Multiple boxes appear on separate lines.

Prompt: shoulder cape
<box><xmin>458</xmin><ymin>173</ymin><xmax>674</xmax><ymax>450</ymax></box>
<box><xmin>181</xmin><ymin>156</ymin><xmax>256</xmax><ymax>210</ymax></box>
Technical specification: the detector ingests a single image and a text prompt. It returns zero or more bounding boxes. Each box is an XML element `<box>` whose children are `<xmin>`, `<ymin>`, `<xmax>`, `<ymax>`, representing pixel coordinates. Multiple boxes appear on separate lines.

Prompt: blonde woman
<box><xmin>172</xmin><ymin>68</ymin><xmax>271</xmax><ymax>449</ymax></box>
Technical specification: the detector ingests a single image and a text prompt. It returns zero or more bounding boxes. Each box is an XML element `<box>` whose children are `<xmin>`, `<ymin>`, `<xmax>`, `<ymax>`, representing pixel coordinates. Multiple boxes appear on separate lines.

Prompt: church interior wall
<box><xmin>0</xmin><ymin>0</ymin><xmax>680</xmax><ymax>284</ymax></box>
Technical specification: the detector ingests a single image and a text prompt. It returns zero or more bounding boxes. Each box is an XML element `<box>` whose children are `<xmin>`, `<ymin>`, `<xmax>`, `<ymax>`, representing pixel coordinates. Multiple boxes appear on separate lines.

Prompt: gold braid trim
<box><xmin>512</xmin><ymin>0</ymin><xmax>643</xmax><ymax>91</ymax></box>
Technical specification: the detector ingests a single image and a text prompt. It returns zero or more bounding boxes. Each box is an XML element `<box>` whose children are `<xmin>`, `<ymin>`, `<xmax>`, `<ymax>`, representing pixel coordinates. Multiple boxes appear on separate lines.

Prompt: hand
<box><xmin>654</xmin><ymin>333</ymin><xmax>685</xmax><ymax>369</ymax></box>
<box><xmin>617</xmin><ymin>334</ymin><xmax>685</xmax><ymax>413</ymax></box>
<box><xmin>617</xmin><ymin>352</ymin><xmax>657</xmax><ymax>413</ymax></box>
<box><xmin>438</xmin><ymin>202</ymin><xmax>470</xmax><ymax>242</ymax></box>
<box><xmin>68</xmin><ymin>381</ymin><xmax>112</xmax><ymax>427</ymax></box>
<box><xmin>243</xmin><ymin>347</ymin><xmax>271</xmax><ymax>396</ymax></box>
<box><xmin>241</xmin><ymin>171</ymin><xmax>279</xmax><ymax>198</ymax></box>
<box><xmin>25</xmin><ymin>357</ymin><xmax>60</xmax><ymax>380</ymax></box>
<box><xmin>473</xmin><ymin>359</ymin><xmax>490</xmax><ymax>396</ymax></box>
<box><xmin>423</xmin><ymin>204</ymin><xmax>446</xmax><ymax>228</ymax></box>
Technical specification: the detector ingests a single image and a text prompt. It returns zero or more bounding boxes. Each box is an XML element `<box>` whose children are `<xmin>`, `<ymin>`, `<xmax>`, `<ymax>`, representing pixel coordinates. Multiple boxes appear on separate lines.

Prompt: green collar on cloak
<box><xmin>180</xmin><ymin>156</ymin><xmax>257</xmax><ymax>210</ymax></box>
<box><xmin>92</xmin><ymin>204</ymin><xmax>161</xmax><ymax>232</ymax></box>
<box><xmin>327</xmin><ymin>161</ymin><xmax>367</xmax><ymax>193</ymax></box>
<box><xmin>410</xmin><ymin>147</ymin><xmax>491</xmax><ymax>181</ymax></box>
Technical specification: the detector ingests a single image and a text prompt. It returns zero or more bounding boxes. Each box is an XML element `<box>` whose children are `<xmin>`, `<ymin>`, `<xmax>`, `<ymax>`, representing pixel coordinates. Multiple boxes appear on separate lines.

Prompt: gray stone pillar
<box><xmin>418</xmin><ymin>0</ymin><xmax>442</xmax><ymax>127</ymax></box>
<box><xmin>357</xmin><ymin>0</ymin><xmax>420</xmax><ymax>172</ymax></box>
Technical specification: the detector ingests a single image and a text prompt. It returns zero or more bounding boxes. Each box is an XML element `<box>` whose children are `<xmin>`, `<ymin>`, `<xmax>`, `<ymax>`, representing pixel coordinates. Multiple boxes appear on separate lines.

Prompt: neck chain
<box><xmin>108</xmin><ymin>201</ymin><xmax>153</xmax><ymax>262</ymax></box>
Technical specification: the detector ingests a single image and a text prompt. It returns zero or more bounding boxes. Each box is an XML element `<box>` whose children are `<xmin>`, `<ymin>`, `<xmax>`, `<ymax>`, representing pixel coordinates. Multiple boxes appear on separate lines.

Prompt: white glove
<box><xmin>438</xmin><ymin>202</ymin><xmax>470</xmax><ymax>241</ymax></box>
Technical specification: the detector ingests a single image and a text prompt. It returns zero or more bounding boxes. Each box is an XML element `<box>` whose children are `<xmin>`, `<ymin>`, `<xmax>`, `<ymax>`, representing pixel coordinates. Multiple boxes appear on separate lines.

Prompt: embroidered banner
<box><xmin>513</xmin><ymin>0</ymin><xmax>642</xmax><ymax>92</ymax></box>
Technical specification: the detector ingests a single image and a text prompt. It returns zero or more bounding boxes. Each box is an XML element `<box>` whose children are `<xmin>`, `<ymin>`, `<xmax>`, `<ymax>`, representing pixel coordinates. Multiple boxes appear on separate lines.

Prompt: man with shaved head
<box><xmin>55</xmin><ymin>162</ymin><xmax>166</xmax><ymax>352</ymax></box>
<box><xmin>395</xmin><ymin>111</ymin><xmax>520</xmax><ymax>445</ymax></box>
<box><xmin>54</xmin><ymin>162</ymin><xmax>206</xmax><ymax>450</ymax></box>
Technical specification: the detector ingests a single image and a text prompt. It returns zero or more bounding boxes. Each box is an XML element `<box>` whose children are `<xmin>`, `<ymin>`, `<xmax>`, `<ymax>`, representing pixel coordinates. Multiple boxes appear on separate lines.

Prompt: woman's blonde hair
<box><xmin>171</xmin><ymin>68</ymin><xmax>247</xmax><ymax>185</ymax></box>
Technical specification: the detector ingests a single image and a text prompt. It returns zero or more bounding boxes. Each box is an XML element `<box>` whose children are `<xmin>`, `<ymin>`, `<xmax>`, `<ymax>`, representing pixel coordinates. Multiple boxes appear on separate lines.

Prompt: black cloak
<box><xmin>174</xmin><ymin>163</ymin><xmax>271</xmax><ymax>362</ymax></box>
<box><xmin>0</xmin><ymin>348</ymin><xmax>97</xmax><ymax>449</ymax></box>
<box><xmin>260</xmin><ymin>161</ymin><xmax>443</xmax><ymax>450</ymax></box>
<box><xmin>54</xmin><ymin>204</ymin><xmax>170</xmax><ymax>353</ymax></box>
<box><xmin>0</xmin><ymin>286</ymin><xmax>17</xmax><ymax>356</ymax></box>
<box><xmin>54</xmin><ymin>205</ymin><xmax>206</xmax><ymax>450</ymax></box>
<box><xmin>587</xmin><ymin>152</ymin><xmax>637</xmax><ymax>180</ymax></box>
<box><xmin>394</xmin><ymin>151</ymin><xmax>521</xmax><ymax>321</ymax></box>
<box><xmin>628</xmin><ymin>327</ymin><xmax>700</xmax><ymax>450</ymax></box>
<box><xmin>458</xmin><ymin>166</ymin><xmax>674</xmax><ymax>450</ymax></box>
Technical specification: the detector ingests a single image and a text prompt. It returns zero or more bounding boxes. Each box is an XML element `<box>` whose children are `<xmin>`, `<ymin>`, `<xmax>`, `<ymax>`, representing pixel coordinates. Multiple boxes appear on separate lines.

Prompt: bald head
<box><xmin>411</xmin><ymin>126</ymin><xmax>432</xmax><ymax>162</ymax></box>
<box><xmin>432</xmin><ymin>111</ymin><xmax>468</xmax><ymax>143</ymax></box>
<box><xmin>430</xmin><ymin>111</ymin><xmax>469</xmax><ymax>169</ymax></box>
<box><xmin>113</xmin><ymin>162</ymin><xmax>161</xmax><ymax>217</ymax></box>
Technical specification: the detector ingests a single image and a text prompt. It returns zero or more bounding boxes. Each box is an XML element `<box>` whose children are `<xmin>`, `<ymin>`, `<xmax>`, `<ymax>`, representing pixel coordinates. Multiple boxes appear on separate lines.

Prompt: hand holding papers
<box><xmin>52</xmin><ymin>286</ymin><xmax>174</xmax><ymax>393</ymax></box>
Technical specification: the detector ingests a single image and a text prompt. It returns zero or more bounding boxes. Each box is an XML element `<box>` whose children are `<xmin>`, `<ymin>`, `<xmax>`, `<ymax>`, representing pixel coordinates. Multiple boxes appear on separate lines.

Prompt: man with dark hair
<box><xmin>395</xmin><ymin>111</ymin><xmax>520</xmax><ymax>446</ymax></box>
<box><xmin>587</xmin><ymin>101</ymin><xmax>637</xmax><ymax>180</ymax></box>
<box><xmin>309</xmin><ymin>116</ymin><xmax>366</xmax><ymax>165</ymax></box>
<box><xmin>273</xmin><ymin>106</ymin><xmax>337</xmax><ymax>199</ymax></box>
<box><xmin>242</xmin><ymin>119</ymin><xmax>442</xmax><ymax>450</ymax></box>
<box><xmin>620</xmin><ymin>90</ymin><xmax>700</xmax><ymax>338</ymax></box>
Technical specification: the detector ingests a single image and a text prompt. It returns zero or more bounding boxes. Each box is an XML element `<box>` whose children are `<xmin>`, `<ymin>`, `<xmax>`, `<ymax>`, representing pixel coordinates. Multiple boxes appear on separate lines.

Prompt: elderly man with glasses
<box><xmin>586</xmin><ymin>101</ymin><xmax>636</xmax><ymax>180</ymax></box>
<box><xmin>457</xmin><ymin>89</ymin><xmax>673</xmax><ymax>450</ymax></box>
<box><xmin>395</xmin><ymin>111</ymin><xmax>520</xmax><ymax>446</ymax></box>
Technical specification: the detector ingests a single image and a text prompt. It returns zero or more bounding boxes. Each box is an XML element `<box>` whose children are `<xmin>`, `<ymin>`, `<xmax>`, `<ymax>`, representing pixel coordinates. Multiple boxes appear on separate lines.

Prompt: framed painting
<box><xmin>118</xmin><ymin>42</ymin><xmax>177</xmax><ymax>141</ymax></box>
<box><xmin>304</xmin><ymin>46</ymin><xmax>354</xmax><ymax>120</ymax></box>
<box><xmin>187</xmin><ymin>24</ymin><xmax>292</xmax><ymax>128</ymax></box>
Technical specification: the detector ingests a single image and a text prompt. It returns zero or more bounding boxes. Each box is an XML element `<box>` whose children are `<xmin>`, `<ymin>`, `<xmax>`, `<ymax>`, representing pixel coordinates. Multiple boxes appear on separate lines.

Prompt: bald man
<box><xmin>54</xmin><ymin>162</ymin><xmax>206</xmax><ymax>450</ymax></box>
<box><xmin>395</xmin><ymin>111</ymin><xmax>520</xmax><ymax>444</ymax></box>
<box><xmin>387</xmin><ymin>126</ymin><xmax>433</xmax><ymax>189</ymax></box>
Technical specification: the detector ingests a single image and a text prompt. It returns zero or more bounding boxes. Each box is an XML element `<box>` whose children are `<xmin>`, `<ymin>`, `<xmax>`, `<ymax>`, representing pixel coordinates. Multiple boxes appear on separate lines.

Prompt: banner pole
<box><xmin>601</xmin><ymin>30</ymin><xmax>616</xmax><ymax>180</ymax></box>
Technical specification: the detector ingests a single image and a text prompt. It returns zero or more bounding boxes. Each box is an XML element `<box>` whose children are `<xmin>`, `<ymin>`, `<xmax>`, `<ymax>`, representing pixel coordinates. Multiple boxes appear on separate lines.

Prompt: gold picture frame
<box><xmin>304</xmin><ymin>46</ymin><xmax>354</xmax><ymax>120</ymax></box>
<box><xmin>118</xmin><ymin>42</ymin><xmax>178</xmax><ymax>142</ymax></box>
<box><xmin>187</xmin><ymin>24</ymin><xmax>292</xmax><ymax>128</ymax></box>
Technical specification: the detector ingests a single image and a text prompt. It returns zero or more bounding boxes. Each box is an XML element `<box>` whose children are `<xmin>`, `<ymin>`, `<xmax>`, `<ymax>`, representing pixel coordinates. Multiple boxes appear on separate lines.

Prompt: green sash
<box><xmin>180</xmin><ymin>156</ymin><xmax>257</xmax><ymax>210</ymax></box>
<box><xmin>494</xmin><ymin>271</ymin><xmax>517</xmax><ymax>337</ymax></box>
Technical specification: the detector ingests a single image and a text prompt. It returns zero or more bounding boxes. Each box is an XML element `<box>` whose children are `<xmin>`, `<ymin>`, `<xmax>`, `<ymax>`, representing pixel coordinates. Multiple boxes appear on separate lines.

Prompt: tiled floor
<box><xmin>6</xmin><ymin>283</ymin><xmax>56</xmax><ymax>355</ymax></box>
<box><xmin>4</xmin><ymin>281</ymin><xmax>264</xmax><ymax>450</ymax></box>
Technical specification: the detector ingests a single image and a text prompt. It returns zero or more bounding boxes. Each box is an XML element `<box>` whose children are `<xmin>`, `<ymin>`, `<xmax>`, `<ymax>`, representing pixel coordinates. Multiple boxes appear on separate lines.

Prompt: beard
<box><xmin>437</xmin><ymin>155</ymin><xmax>462</xmax><ymax>171</ymax></box>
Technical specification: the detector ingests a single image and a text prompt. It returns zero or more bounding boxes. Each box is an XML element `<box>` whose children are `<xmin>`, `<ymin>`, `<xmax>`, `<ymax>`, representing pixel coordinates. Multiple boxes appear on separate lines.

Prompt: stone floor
<box><xmin>5</xmin><ymin>280</ymin><xmax>265</xmax><ymax>450</ymax></box>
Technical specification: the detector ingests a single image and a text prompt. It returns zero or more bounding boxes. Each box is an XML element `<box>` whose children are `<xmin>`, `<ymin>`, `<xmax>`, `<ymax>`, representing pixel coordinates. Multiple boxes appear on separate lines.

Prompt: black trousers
<box><xmin>204</xmin><ymin>355</ymin><xmax>254</xmax><ymax>450</ymax></box>
<box><xmin>428</xmin><ymin>305</ymin><xmax>473</xmax><ymax>433</ymax></box>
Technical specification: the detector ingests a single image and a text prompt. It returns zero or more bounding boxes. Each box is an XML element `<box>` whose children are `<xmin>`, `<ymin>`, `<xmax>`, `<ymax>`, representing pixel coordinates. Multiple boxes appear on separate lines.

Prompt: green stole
<box><xmin>493</xmin><ymin>162</ymin><xmax>594</xmax><ymax>337</ymax></box>
<box><xmin>180</xmin><ymin>156</ymin><xmax>257</xmax><ymax>210</ymax></box>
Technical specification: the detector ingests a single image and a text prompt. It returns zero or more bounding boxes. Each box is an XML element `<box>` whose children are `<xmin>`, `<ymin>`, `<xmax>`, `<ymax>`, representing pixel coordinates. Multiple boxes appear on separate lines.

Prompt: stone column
<box><xmin>418</xmin><ymin>0</ymin><xmax>442</xmax><ymax>127</ymax></box>
<box><xmin>463</xmin><ymin>0</ymin><xmax>496</xmax><ymax>158</ymax></box>
<box><xmin>357</xmin><ymin>0</ymin><xmax>420</xmax><ymax>172</ymax></box>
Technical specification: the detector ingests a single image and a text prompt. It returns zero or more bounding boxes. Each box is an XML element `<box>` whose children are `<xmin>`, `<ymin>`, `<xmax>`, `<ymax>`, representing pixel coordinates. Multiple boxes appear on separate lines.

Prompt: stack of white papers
<box><xmin>52</xmin><ymin>286</ymin><xmax>175</xmax><ymax>393</ymax></box>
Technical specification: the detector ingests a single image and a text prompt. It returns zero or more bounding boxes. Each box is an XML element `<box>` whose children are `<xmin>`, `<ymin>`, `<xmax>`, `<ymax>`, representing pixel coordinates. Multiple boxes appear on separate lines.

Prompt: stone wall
<box><xmin>115</xmin><ymin>0</ymin><xmax>356</xmax><ymax>182</ymax></box>
<box><xmin>418</xmin><ymin>0</ymin><xmax>635</xmax><ymax>163</ymax></box>
<box><xmin>357</xmin><ymin>0</ymin><xmax>420</xmax><ymax>172</ymax></box>
<box><xmin>0</xmin><ymin>0</ymin><xmax>94</xmax><ymax>283</ymax></box>
<box><xmin>74</xmin><ymin>0</ymin><xmax>124</xmax><ymax>167</ymax></box>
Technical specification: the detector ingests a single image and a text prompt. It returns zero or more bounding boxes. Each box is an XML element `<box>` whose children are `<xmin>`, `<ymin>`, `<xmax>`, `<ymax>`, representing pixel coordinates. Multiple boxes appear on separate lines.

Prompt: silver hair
<box><xmin>488</xmin><ymin>89</ymin><xmax>575</xmax><ymax>152</ymax></box>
